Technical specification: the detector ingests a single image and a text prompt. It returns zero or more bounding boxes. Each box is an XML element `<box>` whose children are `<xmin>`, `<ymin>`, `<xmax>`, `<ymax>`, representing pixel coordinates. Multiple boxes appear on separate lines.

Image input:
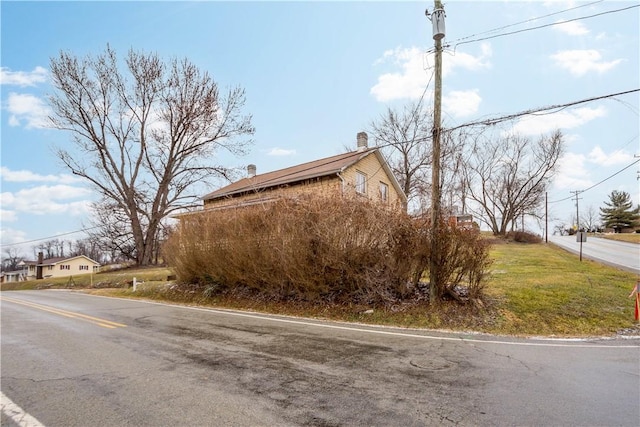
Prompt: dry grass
<box><xmin>599</xmin><ymin>233</ymin><xmax>640</xmax><ymax>244</ymax></box>
<box><xmin>0</xmin><ymin>267</ymin><xmax>173</xmax><ymax>291</ymax></box>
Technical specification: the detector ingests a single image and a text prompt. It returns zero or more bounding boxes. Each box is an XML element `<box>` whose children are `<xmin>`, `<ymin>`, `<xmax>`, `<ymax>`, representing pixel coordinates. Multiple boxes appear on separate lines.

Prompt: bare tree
<box><xmin>463</xmin><ymin>130</ymin><xmax>564</xmax><ymax>236</ymax></box>
<box><xmin>2</xmin><ymin>248</ymin><xmax>23</xmax><ymax>271</ymax></box>
<box><xmin>369</xmin><ymin>100</ymin><xmax>432</xmax><ymax>212</ymax></box>
<box><xmin>440</xmin><ymin>129</ymin><xmax>470</xmax><ymax>216</ymax></box>
<box><xmin>369</xmin><ymin>100</ymin><xmax>468</xmax><ymax>215</ymax></box>
<box><xmin>33</xmin><ymin>239</ymin><xmax>58</xmax><ymax>259</ymax></box>
<box><xmin>86</xmin><ymin>198</ymin><xmax>138</xmax><ymax>262</ymax></box>
<box><xmin>580</xmin><ymin>205</ymin><xmax>600</xmax><ymax>232</ymax></box>
<box><xmin>48</xmin><ymin>46</ymin><xmax>254</xmax><ymax>265</ymax></box>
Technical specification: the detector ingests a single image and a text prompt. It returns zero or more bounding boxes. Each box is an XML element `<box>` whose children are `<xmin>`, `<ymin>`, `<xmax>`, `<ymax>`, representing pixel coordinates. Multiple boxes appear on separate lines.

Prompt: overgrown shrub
<box><xmin>506</xmin><ymin>230</ymin><xmax>543</xmax><ymax>244</ymax></box>
<box><xmin>428</xmin><ymin>218</ymin><xmax>492</xmax><ymax>300</ymax></box>
<box><xmin>164</xmin><ymin>194</ymin><xmax>491</xmax><ymax>305</ymax></box>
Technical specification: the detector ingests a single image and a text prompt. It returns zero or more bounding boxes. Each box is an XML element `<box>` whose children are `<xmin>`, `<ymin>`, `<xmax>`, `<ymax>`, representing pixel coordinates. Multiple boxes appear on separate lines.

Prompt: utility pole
<box><xmin>571</xmin><ymin>190</ymin><xmax>582</xmax><ymax>231</ymax></box>
<box><xmin>428</xmin><ymin>1</ymin><xmax>445</xmax><ymax>305</ymax></box>
<box><xmin>545</xmin><ymin>191</ymin><xmax>548</xmax><ymax>243</ymax></box>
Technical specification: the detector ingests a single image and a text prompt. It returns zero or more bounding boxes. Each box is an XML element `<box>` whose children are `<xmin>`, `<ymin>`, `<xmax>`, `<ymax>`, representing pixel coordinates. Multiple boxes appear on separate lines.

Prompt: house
<box><xmin>202</xmin><ymin>132</ymin><xmax>407</xmax><ymax>210</ymax></box>
<box><xmin>17</xmin><ymin>254</ymin><xmax>101</xmax><ymax>280</ymax></box>
<box><xmin>449</xmin><ymin>214</ymin><xmax>474</xmax><ymax>228</ymax></box>
<box><xmin>0</xmin><ymin>270</ymin><xmax>28</xmax><ymax>283</ymax></box>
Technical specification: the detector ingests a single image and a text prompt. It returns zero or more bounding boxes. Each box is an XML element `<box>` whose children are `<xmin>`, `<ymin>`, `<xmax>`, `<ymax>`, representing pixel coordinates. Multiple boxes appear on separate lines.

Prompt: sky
<box><xmin>1</xmin><ymin>0</ymin><xmax>639</xmax><ymax>258</ymax></box>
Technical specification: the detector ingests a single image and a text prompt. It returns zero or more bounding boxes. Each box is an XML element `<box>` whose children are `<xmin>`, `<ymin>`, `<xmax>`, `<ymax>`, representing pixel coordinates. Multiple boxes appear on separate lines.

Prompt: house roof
<box><xmin>203</xmin><ymin>148</ymin><xmax>406</xmax><ymax>203</ymax></box>
<box><xmin>18</xmin><ymin>255</ymin><xmax>100</xmax><ymax>267</ymax></box>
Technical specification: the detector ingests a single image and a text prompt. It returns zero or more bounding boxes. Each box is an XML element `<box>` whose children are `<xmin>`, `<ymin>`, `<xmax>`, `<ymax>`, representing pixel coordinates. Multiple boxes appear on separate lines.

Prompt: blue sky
<box><xmin>1</xmin><ymin>0</ymin><xmax>639</xmax><ymax>257</ymax></box>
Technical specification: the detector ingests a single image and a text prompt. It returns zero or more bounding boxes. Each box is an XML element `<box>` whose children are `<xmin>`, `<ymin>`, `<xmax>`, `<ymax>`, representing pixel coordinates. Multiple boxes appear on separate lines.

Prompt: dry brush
<box><xmin>164</xmin><ymin>194</ymin><xmax>491</xmax><ymax>306</ymax></box>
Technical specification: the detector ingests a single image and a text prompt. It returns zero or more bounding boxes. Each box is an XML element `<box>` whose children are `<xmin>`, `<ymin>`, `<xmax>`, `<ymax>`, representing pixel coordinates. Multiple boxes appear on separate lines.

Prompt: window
<box><xmin>379</xmin><ymin>182</ymin><xmax>389</xmax><ymax>203</ymax></box>
<box><xmin>355</xmin><ymin>171</ymin><xmax>367</xmax><ymax>194</ymax></box>
<box><xmin>80</xmin><ymin>265</ymin><xmax>89</xmax><ymax>271</ymax></box>
<box><xmin>59</xmin><ymin>265</ymin><xmax>70</xmax><ymax>270</ymax></box>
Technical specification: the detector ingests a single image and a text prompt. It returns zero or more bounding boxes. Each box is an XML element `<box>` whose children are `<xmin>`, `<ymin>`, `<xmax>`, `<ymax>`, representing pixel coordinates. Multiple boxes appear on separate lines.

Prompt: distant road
<box><xmin>1</xmin><ymin>291</ymin><xmax>639</xmax><ymax>426</ymax></box>
<box><xmin>548</xmin><ymin>235</ymin><xmax>640</xmax><ymax>274</ymax></box>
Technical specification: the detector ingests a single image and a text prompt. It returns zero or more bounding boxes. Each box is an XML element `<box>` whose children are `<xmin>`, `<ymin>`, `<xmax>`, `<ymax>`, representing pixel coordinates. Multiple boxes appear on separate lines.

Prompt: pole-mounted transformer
<box><xmin>426</xmin><ymin>7</ymin><xmax>446</xmax><ymax>41</ymax></box>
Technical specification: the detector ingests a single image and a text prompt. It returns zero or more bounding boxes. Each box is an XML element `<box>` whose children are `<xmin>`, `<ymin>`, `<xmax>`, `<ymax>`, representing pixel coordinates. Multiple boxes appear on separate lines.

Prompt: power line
<box><xmin>579</xmin><ymin>158</ymin><xmax>640</xmax><ymax>195</ymax></box>
<box><xmin>450</xmin><ymin>4</ymin><xmax>639</xmax><ymax>51</ymax></box>
<box><xmin>447</xmin><ymin>89</ymin><xmax>640</xmax><ymax>132</ymax></box>
<box><xmin>373</xmin><ymin>89</ymin><xmax>637</xmax><ymax>148</ymax></box>
<box><xmin>448</xmin><ymin>0</ymin><xmax>604</xmax><ymax>45</ymax></box>
<box><xmin>0</xmin><ymin>226</ymin><xmax>101</xmax><ymax>248</ymax></box>
<box><xmin>549</xmin><ymin>158</ymin><xmax>640</xmax><ymax>204</ymax></box>
<box><xmin>617</xmin><ymin>134</ymin><xmax>639</xmax><ymax>151</ymax></box>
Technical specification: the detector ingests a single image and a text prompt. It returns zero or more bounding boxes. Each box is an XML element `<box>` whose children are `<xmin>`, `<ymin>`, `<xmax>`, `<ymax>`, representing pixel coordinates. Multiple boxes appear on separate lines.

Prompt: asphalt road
<box><xmin>548</xmin><ymin>235</ymin><xmax>640</xmax><ymax>274</ymax></box>
<box><xmin>1</xmin><ymin>291</ymin><xmax>639</xmax><ymax>426</ymax></box>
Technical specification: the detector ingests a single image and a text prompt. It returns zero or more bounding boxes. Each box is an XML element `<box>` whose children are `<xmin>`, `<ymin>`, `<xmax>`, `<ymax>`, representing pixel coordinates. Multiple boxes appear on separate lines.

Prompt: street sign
<box><xmin>576</xmin><ymin>232</ymin><xmax>587</xmax><ymax>242</ymax></box>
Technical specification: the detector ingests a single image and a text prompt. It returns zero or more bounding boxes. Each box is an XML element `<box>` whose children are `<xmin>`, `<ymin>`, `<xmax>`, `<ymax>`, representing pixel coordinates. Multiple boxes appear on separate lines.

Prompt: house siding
<box><xmin>20</xmin><ymin>256</ymin><xmax>100</xmax><ymax>280</ymax></box>
<box><xmin>341</xmin><ymin>153</ymin><xmax>404</xmax><ymax>208</ymax></box>
<box><xmin>47</xmin><ymin>257</ymin><xmax>98</xmax><ymax>278</ymax></box>
<box><xmin>204</xmin><ymin>175</ymin><xmax>343</xmax><ymax>210</ymax></box>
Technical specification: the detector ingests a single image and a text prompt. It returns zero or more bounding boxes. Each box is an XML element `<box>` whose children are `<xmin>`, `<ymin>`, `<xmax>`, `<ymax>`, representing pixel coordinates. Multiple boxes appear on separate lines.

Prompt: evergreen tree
<box><xmin>599</xmin><ymin>190</ymin><xmax>640</xmax><ymax>233</ymax></box>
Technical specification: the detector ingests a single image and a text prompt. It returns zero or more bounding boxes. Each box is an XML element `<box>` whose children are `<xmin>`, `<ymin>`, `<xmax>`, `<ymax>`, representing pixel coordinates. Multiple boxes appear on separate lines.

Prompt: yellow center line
<box><xmin>0</xmin><ymin>296</ymin><xmax>127</xmax><ymax>329</ymax></box>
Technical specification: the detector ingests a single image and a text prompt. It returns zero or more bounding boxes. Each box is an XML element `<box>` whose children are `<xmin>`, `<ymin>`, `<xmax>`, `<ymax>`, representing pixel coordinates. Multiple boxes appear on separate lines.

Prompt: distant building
<box><xmin>17</xmin><ymin>255</ymin><xmax>100</xmax><ymax>280</ymax></box>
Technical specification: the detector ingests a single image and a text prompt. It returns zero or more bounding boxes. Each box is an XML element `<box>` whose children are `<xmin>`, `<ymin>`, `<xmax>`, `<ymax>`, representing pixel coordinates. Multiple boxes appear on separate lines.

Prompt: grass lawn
<box><xmin>2</xmin><ymin>244</ymin><xmax>638</xmax><ymax>337</ymax></box>
<box><xmin>0</xmin><ymin>267</ymin><xmax>174</xmax><ymax>291</ymax></box>
<box><xmin>599</xmin><ymin>233</ymin><xmax>640</xmax><ymax>244</ymax></box>
<box><xmin>485</xmin><ymin>241</ymin><xmax>638</xmax><ymax>336</ymax></box>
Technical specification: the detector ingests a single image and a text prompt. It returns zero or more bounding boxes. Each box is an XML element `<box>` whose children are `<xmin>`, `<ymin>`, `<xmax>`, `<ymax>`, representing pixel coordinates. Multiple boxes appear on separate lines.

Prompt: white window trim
<box><xmin>355</xmin><ymin>171</ymin><xmax>367</xmax><ymax>194</ymax></box>
<box><xmin>379</xmin><ymin>182</ymin><xmax>389</xmax><ymax>202</ymax></box>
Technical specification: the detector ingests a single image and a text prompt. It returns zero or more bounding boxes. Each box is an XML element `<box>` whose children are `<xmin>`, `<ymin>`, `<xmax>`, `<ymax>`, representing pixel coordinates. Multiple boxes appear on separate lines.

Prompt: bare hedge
<box><xmin>164</xmin><ymin>194</ymin><xmax>491</xmax><ymax>305</ymax></box>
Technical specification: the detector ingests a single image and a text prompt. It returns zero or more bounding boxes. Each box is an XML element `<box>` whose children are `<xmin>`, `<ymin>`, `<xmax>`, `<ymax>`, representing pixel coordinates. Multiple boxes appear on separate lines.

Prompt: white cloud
<box><xmin>1</xmin><ymin>209</ymin><xmax>18</xmax><ymax>222</ymax></box>
<box><xmin>370</xmin><ymin>43</ymin><xmax>491</xmax><ymax>102</ymax></box>
<box><xmin>7</xmin><ymin>92</ymin><xmax>51</xmax><ymax>129</ymax></box>
<box><xmin>0</xmin><ymin>185</ymin><xmax>93</xmax><ymax>216</ymax></box>
<box><xmin>0</xmin><ymin>66</ymin><xmax>47</xmax><ymax>87</ymax></box>
<box><xmin>267</xmin><ymin>148</ymin><xmax>297</xmax><ymax>156</ymax></box>
<box><xmin>550</xmin><ymin>49</ymin><xmax>623</xmax><ymax>76</ymax></box>
<box><xmin>594</xmin><ymin>32</ymin><xmax>607</xmax><ymax>41</ymax></box>
<box><xmin>543</xmin><ymin>1</ymin><xmax>577</xmax><ymax>7</ymax></box>
<box><xmin>370</xmin><ymin>47</ymin><xmax>429</xmax><ymax>102</ymax></box>
<box><xmin>373</xmin><ymin>49</ymin><xmax>396</xmax><ymax>66</ymax></box>
<box><xmin>553</xmin><ymin>20</ymin><xmax>589</xmax><ymax>36</ymax></box>
<box><xmin>443</xmin><ymin>89</ymin><xmax>481</xmax><ymax>118</ymax></box>
<box><xmin>553</xmin><ymin>152</ymin><xmax>592</xmax><ymax>190</ymax></box>
<box><xmin>508</xmin><ymin>106</ymin><xmax>607</xmax><ymax>136</ymax></box>
<box><xmin>443</xmin><ymin>43</ymin><xmax>492</xmax><ymax>76</ymax></box>
<box><xmin>0</xmin><ymin>167</ymin><xmax>82</xmax><ymax>184</ymax></box>
<box><xmin>0</xmin><ymin>227</ymin><xmax>27</xmax><ymax>246</ymax></box>
<box><xmin>587</xmin><ymin>146</ymin><xmax>634</xmax><ymax>167</ymax></box>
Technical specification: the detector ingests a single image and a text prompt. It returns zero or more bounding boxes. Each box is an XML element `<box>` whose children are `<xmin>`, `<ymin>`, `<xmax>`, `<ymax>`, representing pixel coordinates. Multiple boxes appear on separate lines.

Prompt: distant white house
<box><xmin>0</xmin><ymin>269</ymin><xmax>29</xmax><ymax>283</ymax></box>
<box><xmin>17</xmin><ymin>255</ymin><xmax>101</xmax><ymax>280</ymax></box>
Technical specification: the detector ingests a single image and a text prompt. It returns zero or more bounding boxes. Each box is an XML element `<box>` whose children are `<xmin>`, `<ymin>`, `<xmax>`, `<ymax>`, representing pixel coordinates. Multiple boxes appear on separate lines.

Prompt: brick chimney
<box><xmin>356</xmin><ymin>132</ymin><xmax>368</xmax><ymax>151</ymax></box>
<box><xmin>36</xmin><ymin>251</ymin><xmax>43</xmax><ymax>280</ymax></box>
<box><xmin>247</xmin><ymin>164</ymin><xmax>256</xmax><ymax>178</ymax></box>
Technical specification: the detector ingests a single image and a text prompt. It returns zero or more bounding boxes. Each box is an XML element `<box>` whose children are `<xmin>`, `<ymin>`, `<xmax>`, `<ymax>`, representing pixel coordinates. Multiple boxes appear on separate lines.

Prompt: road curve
<box><xmin>548</xmin><ymin>235</ymin><xmax>640</xmax><ymax>274</ymax></box>
<box><xmin>1</xmin><ymin>291</ymin><xmax>639</xmax><ymax>426</ymax></box>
